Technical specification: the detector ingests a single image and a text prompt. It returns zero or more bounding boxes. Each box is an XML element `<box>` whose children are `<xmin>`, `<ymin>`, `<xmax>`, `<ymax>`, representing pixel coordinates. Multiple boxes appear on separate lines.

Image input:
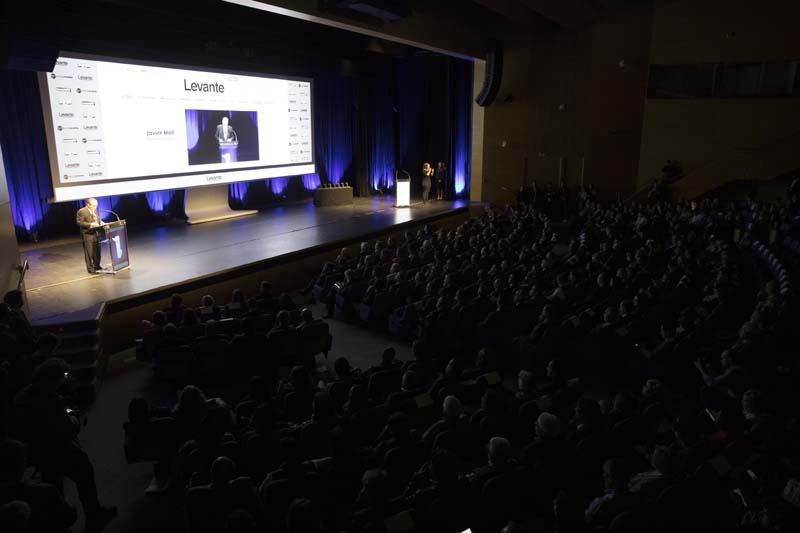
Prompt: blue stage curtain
<box><xmin>396</xmin><ymin>56</ymin><xmax>472</xmax><ymax>199</ymax></box>
<box><xmin>313</xmin><ymin>74</ymin><xmax>356</xmax><ymax>186</ymax></box>
<box><xmin>301</xmin><ymin>174</ymin><xmax>321</xmax><ymax>190</ymax></box>
<box><xmin>354</xmin><ymin>61</ymin><xmax>397</xmax><ymax>195</ymax></box>
<box><xmin>146</xmin><ymin>190</ymin><xmax>182</xmax><ymax>215</ymax></box>
<box><xmin>450</xmin><ymin>59</ymin><xmax>472</xmax><ymax>197</ymax></box>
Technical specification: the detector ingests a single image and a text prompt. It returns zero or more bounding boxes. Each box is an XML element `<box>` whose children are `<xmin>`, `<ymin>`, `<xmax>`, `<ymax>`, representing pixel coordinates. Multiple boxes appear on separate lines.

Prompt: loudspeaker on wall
<box><xmin>475</xmin><ymin>41</ymin><xmax>503</xmax><ymax>107</ymax></box>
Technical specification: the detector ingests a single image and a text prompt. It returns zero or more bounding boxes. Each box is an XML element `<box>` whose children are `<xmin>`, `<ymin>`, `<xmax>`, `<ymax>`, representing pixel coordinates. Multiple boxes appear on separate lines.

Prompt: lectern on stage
<box><xmin>395</xmin><ymin>170</ymin><xmax>411</xmax><ymax>207</ymax></box>
<box><xmin>219</xmin><ymin>141</ymin><xmax>239</xmax><ymax>163</ymax></box>
<box><xmin>83</xmin><ymin>220</ymin><xmax>130</xmax><ymax>274</ymax></box>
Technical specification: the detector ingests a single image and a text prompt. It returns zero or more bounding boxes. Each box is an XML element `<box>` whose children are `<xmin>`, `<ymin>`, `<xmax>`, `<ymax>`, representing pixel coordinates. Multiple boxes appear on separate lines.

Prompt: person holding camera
<box><xmin>12</xmin><ymin>358</ymin><xmax>116</xmax><ymax>531</ymax></box>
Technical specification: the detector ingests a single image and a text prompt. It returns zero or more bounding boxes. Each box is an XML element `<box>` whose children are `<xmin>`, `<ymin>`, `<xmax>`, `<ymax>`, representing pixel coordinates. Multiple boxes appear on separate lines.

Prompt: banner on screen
<box><xmin>39</xmin><ymin>54</ymin><xmax>314</xmax><ymax>202</ymax></box>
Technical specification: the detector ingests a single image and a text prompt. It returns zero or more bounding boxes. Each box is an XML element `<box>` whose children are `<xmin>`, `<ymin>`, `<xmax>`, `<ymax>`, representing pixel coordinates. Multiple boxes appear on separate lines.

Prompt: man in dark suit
<box><xmin>76</xmin><ymin>198</ymin><xmax>104</xmax><ymax>273</ymax></box>
<box><xmin>214</xmin><ymin>116</ymin><xmax>237</xmax><ymax>144</ymax></box>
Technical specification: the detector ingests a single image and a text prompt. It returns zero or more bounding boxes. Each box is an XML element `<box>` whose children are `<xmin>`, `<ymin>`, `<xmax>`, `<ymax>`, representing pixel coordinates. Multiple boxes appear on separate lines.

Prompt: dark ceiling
<box><xmin>2</xmin><ymin>0</ymin><xmax>648</xmax><ymax>72</ymax></box>
<box><xmin>4</xmin><ymin>0</ymin><xmax>436</xmax><ymax>75</ymax></box>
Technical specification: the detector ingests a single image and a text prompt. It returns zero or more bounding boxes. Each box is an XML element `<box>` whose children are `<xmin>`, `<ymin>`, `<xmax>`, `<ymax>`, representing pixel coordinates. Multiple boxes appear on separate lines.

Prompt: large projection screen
<box><xmin>39</xmin><ymin>54</ymin><xmax>314</xmax><ymax>202</ymax></box>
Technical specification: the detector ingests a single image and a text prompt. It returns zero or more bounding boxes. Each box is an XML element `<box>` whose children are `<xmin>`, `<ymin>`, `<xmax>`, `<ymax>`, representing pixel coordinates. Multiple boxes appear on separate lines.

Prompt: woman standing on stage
<box><xmin>435</xmin><ymin>161</ymin><xmax>447</xmax><ymax>201</ymax></box>
<box><xmin>421</xmin><ymin>162</ymin><xmax>434</xmax><ymax>204</ymax></box>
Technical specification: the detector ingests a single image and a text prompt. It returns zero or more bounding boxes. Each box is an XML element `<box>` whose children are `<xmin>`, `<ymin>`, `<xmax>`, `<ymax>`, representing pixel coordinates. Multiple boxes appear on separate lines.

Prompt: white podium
<box><xmin>395</xmin><ymin>171</ymin><xmax>411</xmax><ymax>207</ymax></box>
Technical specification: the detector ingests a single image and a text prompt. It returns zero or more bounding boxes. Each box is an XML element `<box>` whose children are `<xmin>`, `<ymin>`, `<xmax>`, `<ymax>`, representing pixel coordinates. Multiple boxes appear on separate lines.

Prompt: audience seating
<box><xmin>5</xmin><ymin>190</ymin><xmax>800</xmax><ymax>533</ymax></box>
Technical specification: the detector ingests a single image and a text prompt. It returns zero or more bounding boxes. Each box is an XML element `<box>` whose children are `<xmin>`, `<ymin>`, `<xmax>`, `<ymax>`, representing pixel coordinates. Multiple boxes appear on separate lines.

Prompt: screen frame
<box><xmin>39</xmin><ymin>51</ymin><xmax>315</xmax><ymax>203</ymax></box>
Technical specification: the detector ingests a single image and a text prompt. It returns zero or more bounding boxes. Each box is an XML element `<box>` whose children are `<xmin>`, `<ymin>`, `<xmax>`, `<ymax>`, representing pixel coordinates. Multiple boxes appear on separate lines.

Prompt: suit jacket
<box><xmin>215</xmin><ymin>124</ymin><xmax>237</xmax><ymax>143</ymax></box>
<box><xmin>76</xmin><ymin>206</ymin><xmax>101</xmax><ymax>232</ymax></box>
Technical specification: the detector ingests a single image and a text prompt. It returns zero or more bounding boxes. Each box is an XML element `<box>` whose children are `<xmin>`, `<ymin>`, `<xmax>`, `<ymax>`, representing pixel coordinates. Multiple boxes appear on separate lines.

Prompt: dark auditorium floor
<box><xmin>60</xmin><ymin>299</ymin><xmax>410</xmax><ymax>533</ymax></box>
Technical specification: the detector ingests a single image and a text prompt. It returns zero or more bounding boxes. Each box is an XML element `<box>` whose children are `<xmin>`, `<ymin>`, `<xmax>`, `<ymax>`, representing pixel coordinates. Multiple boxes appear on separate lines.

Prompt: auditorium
<box><xmin>1</xmin><ymin>1</ymin><xmax>799</xmax><ymax>532</ymax></box>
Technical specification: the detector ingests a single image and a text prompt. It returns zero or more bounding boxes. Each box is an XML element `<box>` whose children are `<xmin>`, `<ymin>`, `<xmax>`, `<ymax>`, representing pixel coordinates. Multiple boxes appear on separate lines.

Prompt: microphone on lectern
<box><xmin>99</xmin><ymin>208</ymin><xmax>121</xmax><ymax>222</ymax></box>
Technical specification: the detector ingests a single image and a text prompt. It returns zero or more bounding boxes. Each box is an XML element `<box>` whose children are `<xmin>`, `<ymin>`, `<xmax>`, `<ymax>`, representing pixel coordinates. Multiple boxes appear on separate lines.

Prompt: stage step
<box><xmin>31</xmin><ymin>302</ymin><xmax>105</xmax><ymax>334</ymax></box>
<box><xmin>54</xmin><ymin>343</ymin><xmax>101</xmax><ymax>364</ymax></box>
<box><xmin>32</xmin><ymin>306</ymin><xmax>103</xmax><ymax>408</ymax></box>
<box><xmin>50</xmin><ymin>330</ymin><xmax>100</xmax><ymax>349</ymax></box>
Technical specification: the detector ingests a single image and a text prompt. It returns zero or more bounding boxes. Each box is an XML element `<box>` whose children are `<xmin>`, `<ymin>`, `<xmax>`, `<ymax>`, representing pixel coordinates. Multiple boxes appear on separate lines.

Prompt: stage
<box><xmin>22</xmin><ymin>197</ymin><xmax>473</xmax><ymax>325</ymax></box>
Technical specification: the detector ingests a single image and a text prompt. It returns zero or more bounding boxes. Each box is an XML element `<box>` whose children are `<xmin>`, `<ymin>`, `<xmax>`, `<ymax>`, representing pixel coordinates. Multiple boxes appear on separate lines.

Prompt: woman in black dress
<box><xmin>435</xmin><ymin>161</ymin><xmax>447</xmax><ymax>201</ymax></box>
<box><xmin>421</xmin><ymin>162</ymin><xmax>433</xmax><ymax>204</ymax></box>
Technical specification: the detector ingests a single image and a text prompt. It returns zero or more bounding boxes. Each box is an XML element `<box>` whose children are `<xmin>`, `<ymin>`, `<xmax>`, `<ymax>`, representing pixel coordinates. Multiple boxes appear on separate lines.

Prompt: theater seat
<box><xmin>125</xmin><ymin>416</ymin><xmax>177</xmax><ymax>462</ymax></box>
<box><xmin>185</xmin><ymin>477</ymin><xmax>256</xmax><ymax>533</ymax></box>
<box><xmin>300</xmin><ymin>323</ymin><xmax>333</xmax><ymax>360</ymax></box>
<box><xmin>476</xmin><ymin>472</ymin><xmax>521</xmax><ymax>532</ymax></box>
<box><xmin>157</xmin><ymin>344</ymin><xmax>193</xmax><ymax>381</ymax></box>
<box><xmin>259</xmin><ymin>475</ymin><xmax>323</xmax><ymax>533</ymax></box>
<box><xmin>368</xmin><ymin>369</ymin><xmax>402</xmax><ymax>402</ymax></box>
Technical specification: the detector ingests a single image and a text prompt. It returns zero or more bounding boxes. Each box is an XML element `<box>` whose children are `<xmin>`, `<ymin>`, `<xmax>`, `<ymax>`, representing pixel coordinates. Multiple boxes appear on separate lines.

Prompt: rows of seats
<box><xmin>136</xmin><ymin>292</ymin><xmax>332</xmax><ymax>382</ymax></box>
<box><xmin>276</xmin><ymin>195</ymin><xmax>800</xmax><ymax>532</ymax></box>
<box><xmin>6</xmin><ymin>190</ymin><xmax>798</xmax><ymax>533</ymax></box>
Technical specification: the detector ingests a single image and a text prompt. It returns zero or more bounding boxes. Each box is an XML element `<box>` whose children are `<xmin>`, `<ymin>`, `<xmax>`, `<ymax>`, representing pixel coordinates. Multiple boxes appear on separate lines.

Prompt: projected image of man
<box><xmin>215</xmin><ymin>116</ymin><xmax>237</xmax><ymax>144</ymax></box>
<box><xmin>185</xmin><ymin>109</ymin><xmax>259</xmax><ymax>166</ymax></box>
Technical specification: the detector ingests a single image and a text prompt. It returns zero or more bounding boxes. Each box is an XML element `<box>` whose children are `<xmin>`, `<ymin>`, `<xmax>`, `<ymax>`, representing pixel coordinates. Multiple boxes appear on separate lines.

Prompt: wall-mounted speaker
<box><xmin>475</xmin><ymin>41</ymin><xmax>503</xmax><ymax>107</ymax></box>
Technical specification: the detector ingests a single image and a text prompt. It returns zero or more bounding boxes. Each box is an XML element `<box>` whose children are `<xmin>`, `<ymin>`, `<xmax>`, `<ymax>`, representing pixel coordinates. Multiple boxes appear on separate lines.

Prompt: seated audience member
<box><xmin>405</xmin><ymin>450</ymin><xmax>470</xmax><ymax>531</ymax></box>
<box><xmin>266</xmin><ymin>312</ymin><xmax>300</xmax><ymax>361</ymax></box>
<box><xmin>162</xmin><ymin>293</ymin><xmax>185</xmax><ymax>324</ymax></box>
<box><xmin>429</xmin><ymin>359</ymin><xmax>465</xmax><ymax>405</ymax></box>
<box><xmin>278</xmin><ymin>366</ymin><xmax>315</xmax><ymax>420</ymax></box>
<box><xmin>254</xmin><ymin>281</ymin><xmax>276</xmax><ymax>314</ymax></box>
<box><xmin>197</xmin><ymin>294</ymin><xmax>218</xmax><ymax>321</ymax></box>
<box><xmin>422</xmin><ymin>395</ymin><xmax>468</xmax><ymax>454</ymax></box>
<box><xmin>296</xmin><ymin>308</ymin><xmax>325</xmax><ymax>331</ymax></box>
<box><xmin>12</xmin><ymin>358</ymin><xmax>116</xmax><ymax>529</ymax></box>
<box><xmin>228</xmin><ymin>288</ymin><xmax>249</xmax><ymax>316</ymax></box>
<box><xmin>142</xmin><ymin>310</ymin><xmax>167</xmax><ymax>334</ymax></box>
<box><xmin>332</xmin><ymin>357</ymin><xmax>363</xmax><ymax>389</ymax></box>
<box><xmin>514</xmin><ymin>370</ymin><xmax>536</xmax><ymax>406</ymax></box>
<box><xmin>468</xmin><ymin>436</ymin><xmax>514</xmax><ymax>492</ymax></box>
<box><xmin>297</xmin><ymin>392</ymin><xmax>340</xmax><ymax>457</ymax></box>
<box><xmin>3</xmin><ymin>290</ymin><xmax>34</xmax><ymax>355</ymax></box>
<box><xmin>180</xmin><ymin>307</ymin><xmax>202</xmax><ymax>337</ymax></box>
<box><xmin>0</xmin><ymin>439</ymin><xmax>77</xmax><ymax>532</ymax></box>
<box><xmin>694</xmin><ymin>349</ymin><xmax>747</xmax><ymax>400</ymax></box>
<box><xmin>0</xmin><ymin>500</ymin><xmax>30</xmax><ymax>533</ymax></box>
<box><xmin>585</xmin><ymin>459</ymin><xmax>636</xmax><ymax>531</ymax></box>
<box><xmin>235</xmin><ymin>376</ymin><xmax>274</xmax><ymax>427</ymax></box>
<box><xmin>286</xmin><ymin>498</ymin><xmax>322</xmax><ymax>533</ymax></box>
<box><xmin>627</xmin><ymin>445</ymin><xmax>674</xmax><ymax>500</ymax></box>
<box><xmin>227</xmin><ymin>509</ymin><xmax>257</xmax><ymax>533</ymax></box>
<box><xmin>404</xmin><ymin>340</ymin><xmax>436</xmax><ymax>387</ymax></box>
<box><xmin>172</xmin><ymin>385</ymin><xmax>210</xmax><ymax>442</ymax></box>
<box><xmin>369</xmin><ymin>347</ymin><xmax>403</xmax><ymax>376</ymax></box>
<box><xmin>268</xmin><ymin>311</ymin><xmax>293</xmax><ymax>336</ymax></box>
<box><xmin>471</xmin><ymin>388</ymin><xmax>512</xmax><ymax>443</ymax></box>
<box><xmin>260</xmin><ymin>437</ymin><xmax>313</xmax><ymax>487</ymax></box>
<box><xmin>229</xmin><ymin>318</ymin><xmax>266</xmax><ymax>368</ymax></box>
<box><xmin>200</xmin><ymin>455</ymin><xmax>237</xmax><ymax>491</ymax></box>
<box><xmin>350</xmin><ymin>469</ymin><xmax>396</xmax><ymax>533</ymax></box>
<box><xmin>277</xmin><ymin>292</ymin><xmax>297</xmax><ymax>312</ymax></box>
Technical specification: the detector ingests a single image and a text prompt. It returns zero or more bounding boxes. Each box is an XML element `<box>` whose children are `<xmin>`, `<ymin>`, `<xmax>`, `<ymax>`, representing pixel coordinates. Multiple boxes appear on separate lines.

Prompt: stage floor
<box><xmin>22</xmin><ymin>197</ymin><xmax>470</xmax><ymax>323</ymax></box>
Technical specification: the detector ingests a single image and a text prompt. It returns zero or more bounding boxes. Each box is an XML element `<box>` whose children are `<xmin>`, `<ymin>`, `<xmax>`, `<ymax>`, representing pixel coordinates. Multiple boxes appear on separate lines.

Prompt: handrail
<box><xmin>16</xmin><ymin>258</ymin><xmax>29</xmax><ymax>290</ymax></box>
